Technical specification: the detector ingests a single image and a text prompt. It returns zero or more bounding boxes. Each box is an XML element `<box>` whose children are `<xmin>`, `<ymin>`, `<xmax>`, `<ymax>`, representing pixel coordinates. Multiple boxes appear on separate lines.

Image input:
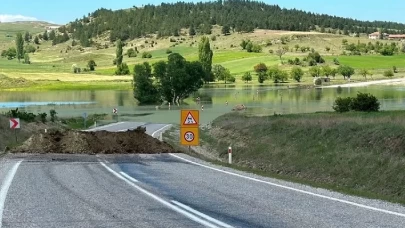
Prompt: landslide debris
<box><xmin>11</xmin><ymin>127</ymin><xmax>176</xmax><ymax>154</ymax></box>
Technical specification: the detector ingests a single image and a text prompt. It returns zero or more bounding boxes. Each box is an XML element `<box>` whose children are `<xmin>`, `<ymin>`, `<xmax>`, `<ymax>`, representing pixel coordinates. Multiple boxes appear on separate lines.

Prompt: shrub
<box><xmin>383</xmin><ymin>70</ymin><xmax>394</xmax><ymax>77</ymax></box>
<box><xmin>268</xmin><ymin>49</ymin><xmax>274</xmax><ymax>54</ymax></box>
<box><xmin>393</xmin><ymin>66</ymin><xmax>398</xmax><ymax>73</ymax></box>
<box><xmin>115</xmin><ymin>63</ymin><xmax>130</xmax><ymax>75</ymax></box>
<box><xmin>351</xmin><ymin>92</ymin><xmax>380</xmax><ymax>112</ymax></box>
<box><xmin>227</xmin><ymin>75</ymin><xmax>236</xmax><ymax>83</ymax></box>
<box><xmin>142</xmin><ymin>52</ymin><xmax>152</xmax><ymax>58</ymax></box>
<box><xmin>49</xmin><ymin>109</ymin><xmax>57</xmax><ymax>122</ymax></box>
<box><xmin>127</xmin><ymin>48</ymin><xmax>137</xmax><ymax>57</ymax></box>
<box><xmin>38</xmin><ymin>113</ymin><xmax>47</xmax><ymax>123</ymax></box>
<box><xmin>166</xmin><ymin>49</ymin><xmax>172</xmax><ymax>54</ymax></box>
<box><xmin>314</xmin><ymin>78</ymin><xmax>322</xmax><ymax>86</ymax></box>
<box><xmin>333</xmin><ymin>58</ymin><xmax>340</xmax><ymax>65</ymax></box>
<box><xmin>333</xmin><ymin>97</ymin><xmax>353</xmax><ymax>113</ymax></box>
<box><xmin>211</xmin><ymin>35</ymin><xmax>216</xmax><ymax>41</ymax></box>
<box><xmin>333</xmin><ymin>93</ymin><xmax>380</xmax><ymax>112</ymax></box>
<box><xmin>87</xmin><ymin>60</ymin><xmax>97</xmax><ymax>71</ymax></box>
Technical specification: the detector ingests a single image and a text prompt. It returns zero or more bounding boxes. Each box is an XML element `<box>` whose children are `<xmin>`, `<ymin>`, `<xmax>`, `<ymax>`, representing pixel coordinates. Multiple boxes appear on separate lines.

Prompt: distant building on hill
<box><xmin>45</xmin><ymin>26</ymin><xmax>60</xmax><ymax>33</ymax></box>
<box><xmin>368</xmin><ymin>32</ymin><xmax>380</xmax><ymax>39</ymax></box>
<box><xmin>388</xmin><ymin>34</ymin><xmax>405</xmax><ymax>40</ymax></box>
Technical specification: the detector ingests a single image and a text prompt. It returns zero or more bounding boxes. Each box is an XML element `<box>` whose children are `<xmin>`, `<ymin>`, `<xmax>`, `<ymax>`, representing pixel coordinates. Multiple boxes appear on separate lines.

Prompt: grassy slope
<box><xmin>199</xmin><ymin>111</ymin><xmax>405</xmax><ymax>204</ymax></box>
<box><xmin>0</xmin><ymin>24</ymin><xmax>404</xmax><ymax>89</ymax></box>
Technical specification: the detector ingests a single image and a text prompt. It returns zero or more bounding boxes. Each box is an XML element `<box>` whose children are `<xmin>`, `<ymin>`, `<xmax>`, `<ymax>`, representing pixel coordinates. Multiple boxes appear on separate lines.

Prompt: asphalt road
<box><xmin>0</xmin><ymin>122</ymin><xmax>405</xmax><ymax>227</ymax></box>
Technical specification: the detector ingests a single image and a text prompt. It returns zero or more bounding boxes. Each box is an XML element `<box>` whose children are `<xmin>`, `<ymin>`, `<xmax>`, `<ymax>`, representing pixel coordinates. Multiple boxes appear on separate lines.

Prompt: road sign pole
<box><xmin>228</xmin><ymin>146</ymin><xmax>232</xmax><ymax>164</ymax></box>
<box><xmin>14</xmin><ymin>129</ymin><xmax>17</xmax><ymax>143</ymax></box>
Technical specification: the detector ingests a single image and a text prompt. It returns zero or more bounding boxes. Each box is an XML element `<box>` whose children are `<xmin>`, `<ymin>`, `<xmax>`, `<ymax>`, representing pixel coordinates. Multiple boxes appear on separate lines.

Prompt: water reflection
<box><xmin>0</xmin><ymin>85</ymin><xmax>404</xmax><ymax>124</ymax></box>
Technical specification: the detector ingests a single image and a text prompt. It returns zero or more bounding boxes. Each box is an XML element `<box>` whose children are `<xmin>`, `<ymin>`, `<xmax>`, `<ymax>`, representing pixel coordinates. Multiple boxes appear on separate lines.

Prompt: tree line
<box><xmin>67</xmin><ymin>0</ymin><xmax>405</xmax><ymax>42</ymax></box>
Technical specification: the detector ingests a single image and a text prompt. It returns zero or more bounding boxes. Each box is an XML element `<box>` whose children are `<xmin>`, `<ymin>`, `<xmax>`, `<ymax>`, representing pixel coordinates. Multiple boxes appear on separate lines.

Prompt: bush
<box><xmin>211</xmin><ymin>35</ymin><xmax>216</xmax><ymax>41</ymax></box>
<box><xmin>49</xmin><ymin>109</ymin><xmax>57</xmax><ymax>122</ymax></box>
<box><xmin>127</xmin><ymin>48</ymin><xmax>137</xmax><ymax>57</ymax></box>
<box><xmin>333</xmin><ymin>97</ymin><xmax>353</xmax><ymax>113</ymax></box>
<box><xmin>383</xmin><ymin>70</ymin><xmax>394</xmax><ymax>77</ymax></box>
<box><xmin>38</xmin><ymin>113</ymin><xmax>47</xmax><ymax>123</ymax></box>
<box><xmin>333</xmin><ymin>93</ymin><xmax>380</xmax><ymax>112</ymax></box>
<box><xmin>227</xmin><ymin>75</ymin><xmax>236</xmax><ymax>83</ymax></box>
<box><xmin>393</xmin><ymin>66</ymin><xmax>398</xmax><ymax>73</ymax></box>
<box><xmin>166</xmin><ymin>49</ymin><xmax>172</xmax><ymax>54</ymax></box>
<box><xmin>142</xmin><ymin>52</ymin><xmax>152</xmax><ymax>58</ymax></box>
<box><xmin>5</xmin><ymin>108</ymin><xmax>36</xmax><ymax>122</ymax></box>
<box><xmin>268</xmin><ymin>49</ymin><xmax>274</xmax><ymax>54</ymax></box>
<box><xmin>314</xmin><ymin>78</ymin><xmax>322</xmax><ymax>86</ymax></box>
<box><xmin>351</xmin><ymin>93</ymin><xmax>380</xmax><ymax>112</ymax></box>
<box><xmin>333</xmin><ymin>58</ymin><xmax>340</xmax><ymax>65</ymax></box>
<box><xmin>87</xmin><ymin>60</ymin><xmax>97</xmax><ymax>71</ymax></box>
<box><xmin>115</xmin><ymin>63</ymin><xmax>130</xmax><ymax>75</ymax></box>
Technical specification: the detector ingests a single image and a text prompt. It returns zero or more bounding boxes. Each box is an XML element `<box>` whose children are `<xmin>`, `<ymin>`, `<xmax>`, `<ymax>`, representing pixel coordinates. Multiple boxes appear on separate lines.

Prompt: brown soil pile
<box><xmin>11</xmin><ymin>127</ymin><xmax>177</xmax><ymax>154</ymax></box>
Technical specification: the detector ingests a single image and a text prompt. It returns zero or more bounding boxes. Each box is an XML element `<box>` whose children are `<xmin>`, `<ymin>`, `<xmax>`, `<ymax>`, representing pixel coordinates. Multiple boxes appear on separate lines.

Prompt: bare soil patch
<box><xmin>11</xmin><ymin>127</ymin><xmax>177</xmax><ymax>154</ymax></box>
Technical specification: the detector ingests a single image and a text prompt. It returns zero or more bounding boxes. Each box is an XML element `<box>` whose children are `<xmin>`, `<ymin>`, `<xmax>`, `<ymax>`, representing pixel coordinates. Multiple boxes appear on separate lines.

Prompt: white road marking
<box><xmin>119</xmin><ymin>172</ymin><xmax>139</xmax><ymax>183</ymax></box>
<box><xmin>171</xmin><ymin>200</ymin><xmax>234</xmax><ymax>228</ymax></box>
<box><xmin>0</xmin><ymin>161</ymin><xmax>22</xmax><ymax>228</ymax></box>
<box><xmin>169</xmin><ymin>153</ymin><xmax>405</xmax><ymax>218</ymax></box>
<box><xmin>151</xmin><ymin>124</ymin><xmax>172</xmax><ymax>138</ymax></box>
<box><xmin>99</xmin><ymin>162</ymin><xmax>222</xmax><ymax>228</ymax></box>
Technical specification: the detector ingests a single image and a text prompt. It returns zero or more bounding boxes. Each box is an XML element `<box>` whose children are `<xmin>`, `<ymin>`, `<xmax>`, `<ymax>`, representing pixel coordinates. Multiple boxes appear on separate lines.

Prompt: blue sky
<box><xmin>0</xmin><ymin>0</ymin><xmax>404</xmax><ymax>24</ymax></box>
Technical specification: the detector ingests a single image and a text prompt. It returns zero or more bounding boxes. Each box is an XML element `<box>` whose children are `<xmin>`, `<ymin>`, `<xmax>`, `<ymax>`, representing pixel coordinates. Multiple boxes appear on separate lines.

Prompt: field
<box><xmin>0</xmin><ymin>23</ymin><xmax>405</xmax><ymax>90</ymax></box>
<box><xmin>180</xmin><ymin>111</ymin><xmax>405</xmax><ymax>205</ymax></box>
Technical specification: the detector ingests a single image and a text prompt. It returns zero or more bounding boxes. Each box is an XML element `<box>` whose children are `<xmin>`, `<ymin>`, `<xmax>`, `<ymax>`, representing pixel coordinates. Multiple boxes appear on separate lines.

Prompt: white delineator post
<box><xmin>228</xmin><ymin>146</ymin><xmax>232</xmax><ymax>164</ymax></box>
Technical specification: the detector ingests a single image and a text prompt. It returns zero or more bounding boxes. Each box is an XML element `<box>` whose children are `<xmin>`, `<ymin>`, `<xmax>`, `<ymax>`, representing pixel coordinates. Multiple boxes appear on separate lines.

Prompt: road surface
<box><xmin>0</xmin><ymin>122</ymin><xmax>405</xmax><ymax>227</ymax></box>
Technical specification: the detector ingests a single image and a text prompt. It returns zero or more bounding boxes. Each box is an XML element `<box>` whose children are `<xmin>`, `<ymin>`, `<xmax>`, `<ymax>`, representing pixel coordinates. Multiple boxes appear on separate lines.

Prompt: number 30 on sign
<box><xmin>180</xmin><ymin>127</ymin><xmax>199</xmax><ymax>146</ymax></box>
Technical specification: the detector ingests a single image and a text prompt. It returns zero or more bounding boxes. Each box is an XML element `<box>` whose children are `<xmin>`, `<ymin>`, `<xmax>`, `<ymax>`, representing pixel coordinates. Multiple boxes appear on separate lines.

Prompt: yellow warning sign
<box><xmin>181</xmin><ymin>110</ymin><xmax>199</xmax><ymax>128</ymax></box>
<box><xmin>180</xmin><ymin>127</ymin><xmax>199</xmax><ymax>146</ymax></box>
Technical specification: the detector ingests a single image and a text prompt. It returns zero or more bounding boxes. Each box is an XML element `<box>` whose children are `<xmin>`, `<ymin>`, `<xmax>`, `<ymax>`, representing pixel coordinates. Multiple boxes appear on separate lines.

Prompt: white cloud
<box><xmin>0</xmin><ymin>14</ymin><xmax>38</xmax><ymax>22</ymax></box>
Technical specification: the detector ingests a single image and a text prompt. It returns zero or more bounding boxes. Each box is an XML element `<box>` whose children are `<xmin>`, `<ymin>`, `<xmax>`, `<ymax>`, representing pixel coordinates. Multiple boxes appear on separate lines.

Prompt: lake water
<box><xmin>0</xmin><ymin>85</ymin><xmax>404</xmax><ymax>125</ymax></box>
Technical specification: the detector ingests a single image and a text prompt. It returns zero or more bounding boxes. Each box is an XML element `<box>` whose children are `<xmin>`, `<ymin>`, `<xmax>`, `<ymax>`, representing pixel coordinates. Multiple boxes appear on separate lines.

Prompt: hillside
<box><xmin>0</xmin><ymin>21</ymin><xmax>59</xmax><ymax>49</ymax></box>
<box><xmin>66</xmin><ymin>0</ymin><xmax>405</xmax><ymax>43</ymax></box>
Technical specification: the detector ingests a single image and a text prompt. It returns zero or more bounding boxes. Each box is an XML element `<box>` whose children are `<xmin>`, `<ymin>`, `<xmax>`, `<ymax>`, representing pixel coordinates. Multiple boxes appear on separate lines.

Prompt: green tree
<box><xmin>127</xmin><ymin>48</ymin><xmax>137</xmax><ymax>57</ymax></box>
<box><xmin>290</xmin><ymin>67</ymin><xmax>304</xmax><ymax>82</ymax></box>
<box><xmin>87</xmin><ymin>60</ymin><xmax>97</xmax><ymax>71</ymax></box>
<box><xmin>330</xmin><ymin>68</ymin><xmax>338</xmax><ymax>79</ymax></box>
<box><xmin>275</xmin><ymin>47</ymin><xmax>287</xmax><ymax>62</ymax></box>
<box><xmin>322</xmin><ymin>66</ymin><xmax>332</xmax><ymax>77</ymax></box>
<box><xmin>245</xmin><ymin>41</ymin><xmax>253</xmax><ymax>52</ymax></box>
<box><xmin>15</xmin><ymin>32</ymin><xmax>24</xmax><ymax>62</ymax></box>
<box><xmin>358</xmin><ymin>68</ymin><xmax>369</xmax><ymax>80</ymax></box>
<box><xmin>198</xmin><ymin>36</ymin><xmax>214</xmax><ymax>83</ymax></box>
<box><xmin>49</xmin><ymin>30</ymin><xmax>56</xmax><ymax>40</ymax></box>
<box><xmin>24</xmin><ymin>31</ymin><xmax>30</xmax><ymax>42</ymax></box>
<box><xmin>133</xmin><ymin>62</ymin><xmax>159</xmax><ymax>104</ymax></box>
<box><xmin>268</xmin><ymin>67</ymin><xmax>287</xmax><ymax>83</ymax></box>
<box><xmin>212</xmin><ymin>64</ymin><xmax>232</xmax><ymax>84</ymax></box>
<box><xmin>43</xmin><ymin>31</ymin><xmax>48</xmax><ymax>41</ymax></box>
<box><xmin>5</xmin><ymin>47</ymin><xmax>16</xmax><ymax>60</ymax></box>
<box><xmin>338</xmin><ymin>65</ymin><xmax>355</xmax><ymax>79</ymax></box>
<box><xmin>23</xmin><ymin>53</ymin><xmax>30</xmax><ymax>64</ymax></box>
<box><xmin>189</xmin><ymin>26</ymin><xmax>196</xmax><ymax>36</ymax></box>
<box><xmin>115</xmin><ymin>39</ymin><xmax>124</xmax><ymax>66</ymax></box>
<box><xmin>309</xmin><ymin>66</ymin><xmax>322</xmax><ymax>77</ymax></box>
<box><xmin>115</xmin><ymin>63</ymin><xmax>130</xmax><ymax>75</ymax></box>
<box><xmin>34</xmin><ymin>36</ymin><xmax>40</xmax><ymax>45</ymax></box>
<box><xmin>222</xmin><ymin>25</ymin><xmax>230</xmax><ymax>35</ymax></box>
<box><xmin>153</xmin><ymin>53</ymin><xmax>205</xmax><ymax>104</ymax></box>
<box><xmin>240</xmin><ymin>39</ymin><xmax>249</xmax><ymax>50</ymax></box>
<box><xmin>242</xmin><ymin>72</ymin><xmax>252</xmax><ymax>83</ymax></box>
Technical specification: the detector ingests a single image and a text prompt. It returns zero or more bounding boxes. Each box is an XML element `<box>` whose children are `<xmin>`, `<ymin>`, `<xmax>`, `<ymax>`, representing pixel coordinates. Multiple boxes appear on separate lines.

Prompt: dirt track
<box><xmin>11</xmin><ymin>127</ymin><xmax>177</xmax><ymax>154</ymax></box>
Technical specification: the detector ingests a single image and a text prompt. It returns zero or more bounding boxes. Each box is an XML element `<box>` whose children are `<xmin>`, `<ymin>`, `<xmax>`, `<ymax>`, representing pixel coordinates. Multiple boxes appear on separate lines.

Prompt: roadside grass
<box><xmin>187</xmin><ymin>111</ymin><xmax>405</xmax><ymax>205</ymax></box>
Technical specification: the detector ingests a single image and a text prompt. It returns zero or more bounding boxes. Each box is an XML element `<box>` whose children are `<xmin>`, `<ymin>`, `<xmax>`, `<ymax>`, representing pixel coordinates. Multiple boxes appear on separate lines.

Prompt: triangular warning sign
<box><xmin>184</xmin><ymin>112</ymin><xmax>198</xmax><ymax>125</ymax></box>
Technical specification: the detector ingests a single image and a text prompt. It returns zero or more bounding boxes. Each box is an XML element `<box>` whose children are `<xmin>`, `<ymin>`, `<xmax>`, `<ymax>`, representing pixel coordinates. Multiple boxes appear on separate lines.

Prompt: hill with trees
<box><xmin>66</xmin><ymin>0</ymin><xmax>405</xmax><ymax>43</ymax></box>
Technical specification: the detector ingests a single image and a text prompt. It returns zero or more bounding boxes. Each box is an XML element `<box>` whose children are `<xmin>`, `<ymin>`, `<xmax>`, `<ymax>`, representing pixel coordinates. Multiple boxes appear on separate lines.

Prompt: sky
<box><xmin>0</xmin><ymin>0</ymin><xmax>404</xmax><ymax>25</ymax></box>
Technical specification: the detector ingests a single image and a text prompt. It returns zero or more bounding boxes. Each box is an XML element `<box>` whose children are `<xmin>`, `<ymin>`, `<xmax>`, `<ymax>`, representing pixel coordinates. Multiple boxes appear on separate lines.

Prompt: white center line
<box><xmin>171</xmin><ymin>200</ymin><xmax>234</xmax><ymax>228</ymax></box>
<box><xmin>119</xmin><ymin>172</ymin><xmax>139</xmax><ymax>183</ymax></box>
<box><xmin>99</xmin><ymin>162</ymin><xmax>226</xmax><ymax>228</ymax></box>
<box><xmin>0</xmin><ymin>161</ymin><xmax>22</xmax><ymax>228</ymax></box>
<box><xmin>169</xmin><ymin>153</ymin><xmax>405</xmax><ymax>218</ymax></box>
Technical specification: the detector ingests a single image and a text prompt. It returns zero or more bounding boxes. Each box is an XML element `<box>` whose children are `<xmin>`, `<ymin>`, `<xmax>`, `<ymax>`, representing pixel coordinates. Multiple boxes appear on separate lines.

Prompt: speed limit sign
<box><xmin>180</xmin><ymin>128</ymin><xmax>199</xmax><ymax>146</ymax></box>
<box><xmin>184</xmin><ymin>131</ymin><xmax>194</xmax><ymax>142</ymax></box>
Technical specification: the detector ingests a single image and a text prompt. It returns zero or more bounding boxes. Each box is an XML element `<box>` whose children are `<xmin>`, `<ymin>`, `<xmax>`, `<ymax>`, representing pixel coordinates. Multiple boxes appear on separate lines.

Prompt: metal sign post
<box><xmin>9</xmin><ymin>118</ymin><xmax>20</xmax><ymax>143</ymax></box>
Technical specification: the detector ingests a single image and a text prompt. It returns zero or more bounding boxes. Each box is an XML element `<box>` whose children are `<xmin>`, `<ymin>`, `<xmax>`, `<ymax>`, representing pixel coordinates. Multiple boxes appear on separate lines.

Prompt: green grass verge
<box><xmin>164</xmin><ymin>111</ymin><xmax>405</xmax><ymax>205</ymax></box>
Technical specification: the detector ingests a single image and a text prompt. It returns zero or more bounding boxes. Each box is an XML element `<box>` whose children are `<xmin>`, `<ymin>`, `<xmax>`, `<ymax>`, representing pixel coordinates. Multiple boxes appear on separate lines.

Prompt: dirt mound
<box><xmin>232</xmin><ymin>104</ymin><xmax>247</xmax><ymax>111</ymax></box>
<box><xmin>11</xmin><ymin>127</ymin><xmax>177</xmax><ymax>154</ymax></box>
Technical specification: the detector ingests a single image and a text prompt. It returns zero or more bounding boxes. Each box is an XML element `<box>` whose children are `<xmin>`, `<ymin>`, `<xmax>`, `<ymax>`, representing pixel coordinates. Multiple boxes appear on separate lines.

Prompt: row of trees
<box><xmin>0</xmin><ymin>33</ymin><xmax>30</xmax><ymax>63</ymax></box>
<box><xmin>343</xmin><ymin>40</ymin><xmax>403</xmax><ymax>56</ymax></box>
<box><xmin>67</xmin><ymin>0</ymin><xmax>405</xmax><ymax>42</ymax></box>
